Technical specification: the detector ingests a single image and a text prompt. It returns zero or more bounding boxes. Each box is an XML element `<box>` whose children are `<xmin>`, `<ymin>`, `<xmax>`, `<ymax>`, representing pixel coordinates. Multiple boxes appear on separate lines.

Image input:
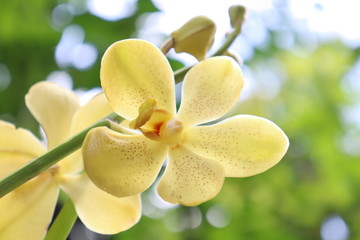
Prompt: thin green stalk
<box><xmin>45</xmin><ymin>197</ymin><xmax>77</xmax><ymax>240</ymax></box>
<box><xmin>174</xmin><ymin>66</ymin><xmax>191</xmax><ymax>84</ymax></box>
<box><xmin>0</xmin><ymin>117</ymin><xmax>113</xmax><ymax>198</ymax></box>
<box><xmin>211</xmin><ymin>26</ymin><xmax>241</xmax><ymax>57</ymax></box>
<box><xmin>160</xmin><ymin>37</ymin><xmax>175</xmax><ymax>55</ymax></box>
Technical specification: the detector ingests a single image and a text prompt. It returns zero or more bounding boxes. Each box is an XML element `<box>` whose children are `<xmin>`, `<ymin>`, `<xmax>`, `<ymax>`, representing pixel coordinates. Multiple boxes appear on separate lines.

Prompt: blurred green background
<box><xmin>1</xmin><ymin>0</ymin><xmax>360</xmax><ymax>239</ymax></box>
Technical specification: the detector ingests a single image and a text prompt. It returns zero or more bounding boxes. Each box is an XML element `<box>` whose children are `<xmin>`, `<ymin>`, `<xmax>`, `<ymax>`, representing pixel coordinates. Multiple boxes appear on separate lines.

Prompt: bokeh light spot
<box><xmin>51</xmin><ymin>4</ymin><xmax>74</xmax><ymax>27</ymax></box>
<box><xmin>87</xmin><ymin>0</ymin><xmax>137</xmax><ymax>21</ymax></box>
<box><xmin>55</xmin><ymin>25</ymin><xmax>85</xmax><ymax>68</ymax></box>
<box><xmin>46</xmin><ymin>71</ymin><xmax>73</xmax><ymax>90</ymax></box>
<box><xmin>320</xmin><ymin>215</ymin><xmax>349</xmax><ymax>240</ymax></box>
<box><xmin>206</xmin><ymin>205</ymin><xmax>231</xmax><ymax>228</ymax></box>
<box><xmin>71</xmin><ymin>43</ymin><xmax>98</xmax><ymax>70</ymax></box>
<box><xmin>55</xmin><ymin>25</ymin><xmax>98</xmax><ymax>70</ymax></box>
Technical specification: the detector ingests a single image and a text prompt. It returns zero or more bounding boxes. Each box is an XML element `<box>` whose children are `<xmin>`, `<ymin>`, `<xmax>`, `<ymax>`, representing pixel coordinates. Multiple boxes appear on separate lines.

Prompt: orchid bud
<box><xmin>229</xmin><ymin>5</ymin><xmax>246</xmax><ymax>29</ymax></box>
<box><xmin>171</xmin><ymin>16</ymin><xmax>216</xmax><ymax>60</ymax></box>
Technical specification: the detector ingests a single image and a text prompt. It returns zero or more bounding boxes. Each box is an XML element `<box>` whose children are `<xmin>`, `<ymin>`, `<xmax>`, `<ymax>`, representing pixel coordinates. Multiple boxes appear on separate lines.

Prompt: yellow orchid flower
<box><xmin>83</xmin><ymin>39</ymin><xmax>289</xmax><ymax>206</ymax></box>
<box><xmin>0</xmin><ymin>82</ymin><xmax>141</xmax><ymax>240</ymax></box>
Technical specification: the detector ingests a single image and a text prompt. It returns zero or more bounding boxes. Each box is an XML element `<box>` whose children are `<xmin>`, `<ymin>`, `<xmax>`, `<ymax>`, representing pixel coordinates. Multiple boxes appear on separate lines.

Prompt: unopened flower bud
<box><xmin>229</xmin><ymin>5</ymin><xmax>246</xmax><ymax>29</ymax></box>
<box><xmin>171</xmin><ymin>16</ymin><xmax>216</xmax><ymax>61</ymax></box>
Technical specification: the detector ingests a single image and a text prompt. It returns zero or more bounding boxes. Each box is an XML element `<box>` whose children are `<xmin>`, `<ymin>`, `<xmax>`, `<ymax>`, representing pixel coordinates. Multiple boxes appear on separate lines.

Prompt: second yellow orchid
<box><xmin>0</xmin><ymin>82</ymin><xmax>141</xmax><ymax>240</ymax></box>
<box><xmin>83</xmin><ymin>39</ymin><xmax>289</xmax><ymax>206</ymax></box>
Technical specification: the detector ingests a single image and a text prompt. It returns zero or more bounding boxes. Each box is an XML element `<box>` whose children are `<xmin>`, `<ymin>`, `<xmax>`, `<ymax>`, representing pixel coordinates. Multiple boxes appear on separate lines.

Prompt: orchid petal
<box><xmin>58</xmin><ymin>93</ymin><xmax>113</xmax><ymax>175</ymax></box>
<box><xmin>60</xmin><ymin>173</ymin><xmax>141</xmax><ymax>234</ymax></box>
<box><xmin>0</xmin><ymin>121</ymin><xmax>45</xmax><ymax>179</ymax></box>
<box><xmin>70</xmin><ymin>93</ymin><xmax>113</xmax><ymax>134</ymax></box>
<box><xmin>183</xmin><ymin>115</ymin><xmax>289</xmax><ymax>177</ymax></box>
<box><xmin>83</xmin><ymin>127</ymin><xmax>167</xmax><ymax>197</ymax></box>
<box><xmin>177</xmin><ymin>56</ymin><xmax>243</xmax><ymax>126</ymax></box>
<box><xmin>157</xmin><ymin>146</ymin><xmax>225</xmax><ymax>206</ymax></box>
<box><xmin>57</xmin><ymin>150</ymin><xmax>82</xmax><ymax>176</ymax></box>
<box><xmin>0</xmin><ymin>121</ymin><xmax>57</xmax><ymax>239</ymax></box>
<box><xmin>0</xmin><ymin>173</ymin><xmax>58</xmax><ymax>240</ymax></box>
<box><xmin>100</xmin><ymin>39</ymin><xmax>176</xmax><ymax>120</ymax></box>
<box><xmin>25</xmin><ymin>82</ymin><xmax>80</xmax><ymax>149</ymax></box>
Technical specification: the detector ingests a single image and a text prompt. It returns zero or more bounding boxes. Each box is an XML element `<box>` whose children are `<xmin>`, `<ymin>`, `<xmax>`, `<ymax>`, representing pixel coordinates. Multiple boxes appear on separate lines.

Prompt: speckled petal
<box><xmin>0</xmin><ymin>173</ymin><xmax>58</xmax><ymax>240</ymax></box>
<box><xmin>70</xmin><ymin>93</ymin><xmax>113</xmax><ymax>134</ymax></box>
<box><xmin>0</xmin><ymin>121</ymin><xmax>57</xmax><ymax>239</ymax></box>
<box><xmin>25</xmin><ymin>82</ymin><xmax>80</xmax><ymax>149</ymax></box>
<box><xmin>57</xmin><ymin>150</ymin><xmax>83</xmax><ymax>177</ymax></box>
<box><xmin>60</xmin><ymin>173</ymin><xmax>141</xmax><ymax>234</ymax></box>
<box><xmin>157</xmin><ymin>146</ymin><xmax>225</xmax><ymax>206</ymax></box>
<box><xmin>177</xmin><ymin>56</ymin><xmax>243</xmax><ymax>126</ymax></box>
<box><xmin>101</xmin><ymin>39</ymin><xmax>176</xmax><ymax>120</ymax></box>
<box><xmin>183</xmin><ymin>115</ymin><xmax>289</xmax><ymax>177</ymax></box>
<box><xmin>83</xmin><ymin>127</ymin><xmax>168</xmax><ymax>197</ymax></box>
<box><xmin>58</xmin><ymin>93</ymin><xmax>113</xmax><ymax>175</ymax></box>
<box><xmin>0</xmin><ymin>120</ymin><xmax>45</xmax><ymax>179</ymax></box>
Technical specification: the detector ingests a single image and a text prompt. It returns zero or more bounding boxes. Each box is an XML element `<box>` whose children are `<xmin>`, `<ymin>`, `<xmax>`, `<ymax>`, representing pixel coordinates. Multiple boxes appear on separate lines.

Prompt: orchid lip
<box><xmin>139</xmin><ymin>117</ymin><xmax>185</xmax><ymax>147</ymax></box>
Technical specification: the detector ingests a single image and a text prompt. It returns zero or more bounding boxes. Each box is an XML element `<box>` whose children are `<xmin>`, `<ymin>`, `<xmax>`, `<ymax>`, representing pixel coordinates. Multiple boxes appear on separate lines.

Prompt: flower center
<box><xmin>159</xmin><ymin>118</ymin><xmax>184</xmax><ymax>146</ymax></box>
<box><xmin>130</xmin><ymin>98</ymin><xmax>184</xmax><ymax>147</ymax></box>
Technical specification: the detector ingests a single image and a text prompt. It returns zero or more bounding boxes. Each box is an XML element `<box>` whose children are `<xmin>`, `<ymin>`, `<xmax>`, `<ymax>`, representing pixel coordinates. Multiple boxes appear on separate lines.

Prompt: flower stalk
<box><xmin>44</xmin><ymin>197</ymin><xmax>77</xmax><ymax>240</ymax></box>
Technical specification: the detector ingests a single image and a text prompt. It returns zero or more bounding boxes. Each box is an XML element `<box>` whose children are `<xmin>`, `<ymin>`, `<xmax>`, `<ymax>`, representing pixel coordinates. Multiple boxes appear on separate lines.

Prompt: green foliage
<box><xmin>1</xmin><ymin>0</ymin><xmax>360</xmax><ymax>239</ymax></box>
<box><xmin>45</xmin><ymin>198</ymin><xmax>77</xmax><ymax>240</ymax></box>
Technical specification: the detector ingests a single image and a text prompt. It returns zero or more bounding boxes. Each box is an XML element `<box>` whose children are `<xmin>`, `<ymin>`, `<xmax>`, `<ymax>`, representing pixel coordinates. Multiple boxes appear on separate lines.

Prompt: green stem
<box><xmin>45</xmin><ymin>197</ymin><xmax>77</xmax><ymax>240</ymax></box>
<box><xmin>0</xmin><ymin>118</ymin><xmax>113</xmax><ymax>198</ymax></box>
<box><xmin>160</xmin><ymin>37</ymin><xmax>175</xmax><ymax>55</ymax></box>
<box><xmin>211</xmin><ymin>26</ymin><xmax>241</xmax><ymax>57</ymax></box>
<box><xmin>174</xmin><ymin>25</ymin><xmax>242</xmax><ymax>84</ymax></box>
<box><xmin>174</xmin><ymin>66</ymin><xmax>191</xmax><ymax>84</ymax></box>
